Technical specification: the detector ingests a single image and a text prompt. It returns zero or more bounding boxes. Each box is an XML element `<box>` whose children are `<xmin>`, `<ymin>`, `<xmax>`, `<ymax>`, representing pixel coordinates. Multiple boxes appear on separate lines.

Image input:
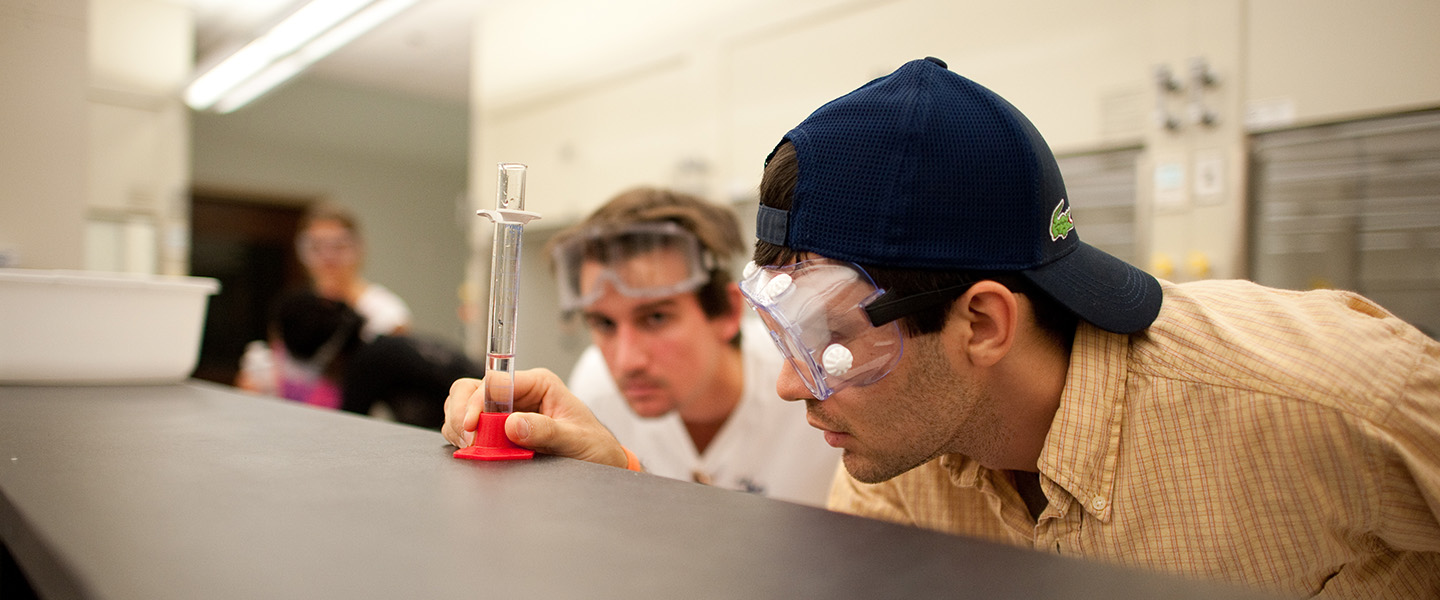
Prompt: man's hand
<box><xmin>442</xmin><ymin>369</ymin><xmax>629</xmax><ymax>469</ymax></box>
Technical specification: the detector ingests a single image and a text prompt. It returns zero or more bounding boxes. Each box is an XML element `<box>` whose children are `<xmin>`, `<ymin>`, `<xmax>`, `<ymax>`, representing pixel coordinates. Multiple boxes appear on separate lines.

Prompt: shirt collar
<box><xmin>1034</xmin><ymin>322</ymin><xmax>1132</xmax><ymax>522</ymax></box>
<box><xmin>935</xmin><ymin>322</ymin><xmax>1132</xmax><ymax>522</ymax></box>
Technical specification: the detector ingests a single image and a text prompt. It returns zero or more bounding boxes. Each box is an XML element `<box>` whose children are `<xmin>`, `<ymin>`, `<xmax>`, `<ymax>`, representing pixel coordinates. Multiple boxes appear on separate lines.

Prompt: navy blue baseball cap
<box><xmin>756</xmin><ymin>57</ymin><xmax>1161</xmax><ymax>334</ymax></box>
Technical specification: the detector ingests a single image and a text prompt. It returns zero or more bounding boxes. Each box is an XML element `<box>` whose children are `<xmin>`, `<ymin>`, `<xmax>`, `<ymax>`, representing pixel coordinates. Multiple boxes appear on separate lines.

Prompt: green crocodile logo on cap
<box><xmin>1050</xmin><ymin>199</ymin><xmax>1074</xmax><ymax>241</ymax></box>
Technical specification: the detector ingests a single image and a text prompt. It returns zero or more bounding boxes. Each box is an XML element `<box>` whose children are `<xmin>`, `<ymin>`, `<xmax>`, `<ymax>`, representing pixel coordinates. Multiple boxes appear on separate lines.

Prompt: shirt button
<box><xmin>1090</xmin><ymin>496</ymin><xmax>1109</xmax><ymax>511</ymax></box>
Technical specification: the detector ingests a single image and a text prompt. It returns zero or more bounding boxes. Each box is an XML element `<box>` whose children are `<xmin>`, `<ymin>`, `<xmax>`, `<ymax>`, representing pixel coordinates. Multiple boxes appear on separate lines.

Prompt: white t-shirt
<box><xmin>354</xmin><ymin>283</ymin><xmax>411</xmax><ymax>341</ymax></box>
<box><xmin>566</xmin><ymin>319</ymin><xmax>841</xmax><ymax>507</ymax></box>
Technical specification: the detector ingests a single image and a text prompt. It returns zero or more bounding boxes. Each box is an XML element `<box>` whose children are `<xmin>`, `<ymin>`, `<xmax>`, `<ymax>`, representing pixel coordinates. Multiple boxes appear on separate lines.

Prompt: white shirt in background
<box><xmin>567</xmin><ymin>319</ymin><xmax>842</xmax><ymax>507</ymax></box>
<box><xmin>353</xmin><ymin>283</ymin><xmax>411</xmax><ymax>341</ymax></box>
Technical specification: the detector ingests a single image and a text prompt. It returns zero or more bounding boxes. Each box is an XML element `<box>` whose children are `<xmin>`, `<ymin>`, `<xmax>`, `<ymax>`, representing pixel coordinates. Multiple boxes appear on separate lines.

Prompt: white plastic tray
<box><xmin>0</xmin><ymin>269</ymin><xmax>220</xmax><ymax>384</ymax></box>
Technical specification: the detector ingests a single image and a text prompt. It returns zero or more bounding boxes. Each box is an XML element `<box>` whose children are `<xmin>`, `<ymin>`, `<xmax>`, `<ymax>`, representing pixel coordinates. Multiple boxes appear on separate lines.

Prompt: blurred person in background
<box><xmin>291</xmin><ymin>202</ymin><xmax>410</xmax><ymax>340</ymax></box>
<box><xmin>238</xmin><ymin>202</ymin><xmax>412</xmax><ymax>395</ymax></box>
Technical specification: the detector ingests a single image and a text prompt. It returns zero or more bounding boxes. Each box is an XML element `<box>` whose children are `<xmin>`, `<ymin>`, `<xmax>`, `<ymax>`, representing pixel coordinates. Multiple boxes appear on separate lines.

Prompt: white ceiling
<box><xmin>188</xmin><ymin>0</ymin><xmax>487</xmax><ymax>105</ymax></box>
<box><xmin>186</xmin><ymin>0</ymin><xmax>843</xmax><ymax>110</ymax></box>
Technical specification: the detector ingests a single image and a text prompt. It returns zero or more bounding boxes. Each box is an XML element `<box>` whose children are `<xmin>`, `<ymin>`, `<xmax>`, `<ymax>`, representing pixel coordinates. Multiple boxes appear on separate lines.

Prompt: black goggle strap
<box><xmin>862</xmin><ymin>281</ymin><xmax>976</xmax><ymax>327</ymax></box>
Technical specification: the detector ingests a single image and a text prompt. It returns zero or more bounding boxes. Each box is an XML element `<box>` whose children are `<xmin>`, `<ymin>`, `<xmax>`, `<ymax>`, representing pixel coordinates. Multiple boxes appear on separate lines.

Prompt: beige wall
<box><xmin>468</xmin><ymin>0</ymin><xmax>1440</xmax><ymax>374</ymax></box>
<box><xmin>0</xmin><ymin>0</ymin><xmax>88</xmax><ymax>269</ymax></box>
<box><xmin>1246</xmin><ymin>0</ymin><xmax>1440</xmax><ymax>127</ymax></box>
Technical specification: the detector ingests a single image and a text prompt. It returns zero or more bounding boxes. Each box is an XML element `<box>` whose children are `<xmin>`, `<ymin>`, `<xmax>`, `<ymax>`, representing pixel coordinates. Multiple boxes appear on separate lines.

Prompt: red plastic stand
<box><xmin>453</xmin><ymin>412</ymin><xmax>535</xmax><ymax>461</ymax></box>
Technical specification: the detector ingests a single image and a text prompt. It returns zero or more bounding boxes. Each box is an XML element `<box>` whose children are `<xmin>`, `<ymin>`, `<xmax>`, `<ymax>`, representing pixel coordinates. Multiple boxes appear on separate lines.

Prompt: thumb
<box><xmin>504</xmin><ymin>412</ymin><xmax>549</xmax><ymax>449</ymax></box>
<box><xmin>506</xmin><ymin>412</ymin><xmax>575</xmax><ymax>455</ymax></box>
<box><xmin>506</xmin><ymin>412</ymin><xmax>625</xmax><ymax>468</ymax></box>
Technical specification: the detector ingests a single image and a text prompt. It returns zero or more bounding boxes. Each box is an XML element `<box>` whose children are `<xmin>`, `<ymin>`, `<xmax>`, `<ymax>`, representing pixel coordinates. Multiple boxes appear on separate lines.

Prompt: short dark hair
<box><xmin>754</xmin><ymin>142</ymin><xmax>1076</xmax><ymax>348</ymax></box>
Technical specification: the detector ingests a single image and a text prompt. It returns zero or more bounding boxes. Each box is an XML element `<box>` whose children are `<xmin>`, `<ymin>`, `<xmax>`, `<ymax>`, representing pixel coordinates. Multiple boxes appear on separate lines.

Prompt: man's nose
<box><xmin>774</xmin><ymin>358</ymin><xmax>811</xmax><ymax>402</ymax></box>
<box><xmin>613</xmin><ymin>324</ymin><xmax>650</xmax><ymax>372</ymax></box>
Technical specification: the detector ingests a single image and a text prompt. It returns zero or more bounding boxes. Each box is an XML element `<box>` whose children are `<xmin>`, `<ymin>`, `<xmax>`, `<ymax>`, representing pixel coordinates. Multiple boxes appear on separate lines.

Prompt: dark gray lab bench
<box><xmin>0</xmin><ymin>382</ymin><xmax>1276</xmax><ymax>599</ymax></box>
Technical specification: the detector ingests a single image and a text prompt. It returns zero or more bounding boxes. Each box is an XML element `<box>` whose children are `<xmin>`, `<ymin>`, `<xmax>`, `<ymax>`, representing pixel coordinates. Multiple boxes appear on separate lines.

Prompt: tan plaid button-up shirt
<box><xmin>829</xmin><ymin>279</ymin><xmax>1440</xmax><ymax>598</ymax></box>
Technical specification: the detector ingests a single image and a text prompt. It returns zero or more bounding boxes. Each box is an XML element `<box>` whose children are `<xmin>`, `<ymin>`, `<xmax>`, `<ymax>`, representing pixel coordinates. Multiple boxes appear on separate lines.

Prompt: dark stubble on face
<box><xmin>840</xmin><ymin>332</ymin><xmax>1010</xmax><ymax>484</ymax></box>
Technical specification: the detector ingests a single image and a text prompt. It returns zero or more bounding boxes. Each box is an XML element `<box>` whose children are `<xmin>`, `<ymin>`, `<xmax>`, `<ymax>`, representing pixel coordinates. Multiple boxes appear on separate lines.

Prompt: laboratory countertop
<box><xmin>0</xmin><ymin>382</ymin><xmax>1275</xmax><ymax>600</ymax></box>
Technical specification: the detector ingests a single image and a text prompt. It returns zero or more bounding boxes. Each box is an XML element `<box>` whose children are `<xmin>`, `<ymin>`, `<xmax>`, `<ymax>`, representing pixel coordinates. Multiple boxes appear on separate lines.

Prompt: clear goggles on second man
<box><xmin>739</xmin><ymin>258</ymin><xmax>975</xmax><ymax>400</ymax></box>
<box><xmin>738</xmin><ymin>258</ymin><xmax>905</xmax><ymax>400</ymax></box>
<box><xmin>551</xmin><ymin>220</ymin><xmax>717</xmax><ymax>312</ymax></box>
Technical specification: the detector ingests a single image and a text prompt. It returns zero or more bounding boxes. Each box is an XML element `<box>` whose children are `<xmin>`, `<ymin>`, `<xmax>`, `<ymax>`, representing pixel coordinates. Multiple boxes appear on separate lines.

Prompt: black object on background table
<box><xmin>0</xmin><ymin>382</ymin><xmax>1277</xmax><ymax>600</ymax></box>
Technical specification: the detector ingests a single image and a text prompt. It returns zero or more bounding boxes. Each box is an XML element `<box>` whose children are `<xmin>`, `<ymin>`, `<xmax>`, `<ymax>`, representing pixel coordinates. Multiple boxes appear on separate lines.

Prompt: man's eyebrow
<box><xmin>579</xmin><ymin>297</ymin><xmax>683</xmax><ymax>323</ymax></box>
<box><xmin>633</xmin><ymin>298</ymin><xmax>680</xmax><ymax>313</ymax></box>
<box><xmin>579</xmin><ymin>310</ymin><xmax>610</xmax><ymax>322</ymax></box>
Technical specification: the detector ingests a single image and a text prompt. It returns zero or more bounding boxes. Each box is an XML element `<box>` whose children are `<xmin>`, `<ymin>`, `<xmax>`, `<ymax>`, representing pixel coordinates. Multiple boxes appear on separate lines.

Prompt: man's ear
<box><xmin>947</xmin><ymin>280</ymin><xmax>1019</xmax><ymax>368</ymax></box>
<box><xmin>714</xmin><ymin>282</ymin><xmax>746</xmax><ymax>342</ymax></box>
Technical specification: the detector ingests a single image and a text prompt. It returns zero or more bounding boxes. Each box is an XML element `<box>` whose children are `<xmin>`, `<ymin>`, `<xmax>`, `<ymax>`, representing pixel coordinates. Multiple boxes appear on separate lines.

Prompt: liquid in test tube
<box><xmin>453</xmin><ymin>162</ymin><xmax>540</xmax><ymax>461</ymax></box>
<box><xmin>483</xmin><ymin>163</ymin><xmax>526</xmax><ymax>414</ymax></box>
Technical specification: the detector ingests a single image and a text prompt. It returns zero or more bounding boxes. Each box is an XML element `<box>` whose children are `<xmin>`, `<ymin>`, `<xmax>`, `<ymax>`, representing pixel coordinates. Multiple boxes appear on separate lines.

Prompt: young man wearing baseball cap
<box><xmin>741</xmin><ymin>57</ymin><xmax>1440</xmax><ymax>596</ymax></box>
<box><xmin>444</xmin><ymin>58</ymin><xmax>1440</xmax><ymax>596</ymax></box>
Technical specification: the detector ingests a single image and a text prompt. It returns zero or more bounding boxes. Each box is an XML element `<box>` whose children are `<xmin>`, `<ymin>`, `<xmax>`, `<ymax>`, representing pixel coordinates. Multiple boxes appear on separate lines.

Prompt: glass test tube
<box><xmin>483</xmin><ymin>163</ymin><xmax>528</xmax><ymax>413</ymax></box>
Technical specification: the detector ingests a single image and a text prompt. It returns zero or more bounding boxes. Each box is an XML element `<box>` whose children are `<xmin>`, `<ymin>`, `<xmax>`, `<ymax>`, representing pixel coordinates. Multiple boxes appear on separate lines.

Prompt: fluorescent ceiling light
<box><xmin>300</xmin><ymin>0</ymin><xmax>417</xmax><ymax>61</ymax></box>
<box><xmin>186</xmin><ymin>0</ymin><xmax>418</xmax><ymax>113</ymax></box>
<box><xmin>209</xmin><ymin>56</ymin><xmax>307</xmax><ymax>114</ymax></box>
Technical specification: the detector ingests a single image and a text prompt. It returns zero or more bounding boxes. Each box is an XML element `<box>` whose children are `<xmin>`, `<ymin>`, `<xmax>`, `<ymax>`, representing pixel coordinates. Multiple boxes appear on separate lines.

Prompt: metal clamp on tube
<box><xmin>455</xmin><ymin>162</ymin><xmax>540</xmax><ymax>461</ymax></box>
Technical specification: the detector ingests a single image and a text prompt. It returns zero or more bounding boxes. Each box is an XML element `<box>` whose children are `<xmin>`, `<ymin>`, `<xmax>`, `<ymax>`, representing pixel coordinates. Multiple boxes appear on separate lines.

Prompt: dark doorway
<box><xmin>189</xmin><ymin>192</ymin><xmax>311</xmax><ymax>385</ymax></box>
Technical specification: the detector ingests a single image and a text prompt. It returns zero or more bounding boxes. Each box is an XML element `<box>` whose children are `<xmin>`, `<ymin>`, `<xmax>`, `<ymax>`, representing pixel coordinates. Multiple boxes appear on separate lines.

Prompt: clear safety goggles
<box><xmin>739</xmin><ymin>258</ymin><xmax>905</xmax><ymax>400</ymax></box>
<box><xmin>551</xmin><ymin>221</ymin><xmax>716</xmax><ymax>311</ymax></box>
<box><xmin>296</xmin><ymin>233</ymin><xmax>358</xmax><ymax>261</ymax></box>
